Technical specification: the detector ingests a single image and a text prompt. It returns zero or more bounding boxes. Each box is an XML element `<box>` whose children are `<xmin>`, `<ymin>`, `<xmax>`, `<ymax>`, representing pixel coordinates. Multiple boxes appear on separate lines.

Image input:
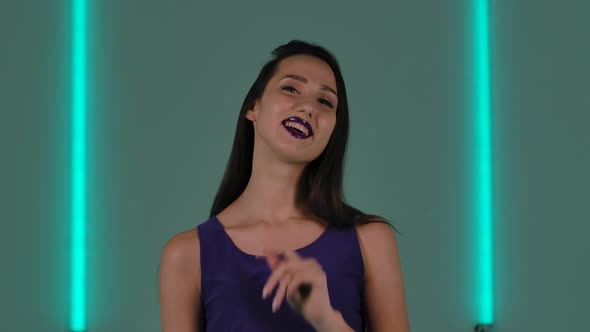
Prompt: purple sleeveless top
<box><xmin>196</xmin><ymin>215</ymin><xmax>366</xmax><ymax>332</ymax></box>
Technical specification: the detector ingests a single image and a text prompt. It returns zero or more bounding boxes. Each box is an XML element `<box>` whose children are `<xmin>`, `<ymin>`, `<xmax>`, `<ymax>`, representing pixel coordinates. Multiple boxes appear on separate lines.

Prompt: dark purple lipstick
<box><xmin>281</xmin><ymin>116</ymin><xmax>314</xmax><ymax>139</ymax></box>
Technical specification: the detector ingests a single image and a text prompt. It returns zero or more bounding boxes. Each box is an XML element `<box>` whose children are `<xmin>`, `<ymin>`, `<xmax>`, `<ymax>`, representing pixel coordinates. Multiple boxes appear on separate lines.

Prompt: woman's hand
<box><xmin>261</xmin><ymin>250</ymin><xmax>337</xmax><ymax>329</ymax></box>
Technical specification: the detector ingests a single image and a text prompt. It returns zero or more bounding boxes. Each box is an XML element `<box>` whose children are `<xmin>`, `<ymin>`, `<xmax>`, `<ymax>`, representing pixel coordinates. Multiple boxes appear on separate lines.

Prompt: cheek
<box><xmin>324</xmin><ymin>115</ymin><xmax>337</xmax><ymax>133</ymax></box>
<box><xmin>261</xmin><ymin>97</ymin><xmax>289</xmax><ymax>119</ymax></box>
<box><xmin>318</xmin><ymin>117</ymin><xmax>337</xmax><ymax>142</ymax></box>
<box><xmin>258</xmin><ymin>94</ymin><xmax>286</xmax><ymax>119</ymax></box>
<box><xmin>268</xmin><ymin>90</ymin><xmax>291</xmax><ymax>105</ymax></box>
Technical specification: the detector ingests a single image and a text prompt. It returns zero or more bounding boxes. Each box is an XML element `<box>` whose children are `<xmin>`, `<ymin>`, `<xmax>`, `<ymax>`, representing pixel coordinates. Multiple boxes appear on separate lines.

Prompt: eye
<box><xmin>319</xmin><ymin>99</ymin><xmax>334</xmax><ymax>108</ymax></box>
<box><xmin>281</xmin><ymin>85</ymin><xmax>299</xmax><ymax>94</ymax></box>
<box><xmin>282</xmin><ymin>85</ymin><xmax>334</xmax><ymax>108</ymax></box>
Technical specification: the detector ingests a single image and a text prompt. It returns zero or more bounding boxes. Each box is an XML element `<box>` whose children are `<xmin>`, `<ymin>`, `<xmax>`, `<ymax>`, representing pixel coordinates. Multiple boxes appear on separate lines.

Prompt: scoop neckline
<box><xmin>212</xmin><ymin>215</ymin><xmax>330</xmax><ymax>259</ymax></box>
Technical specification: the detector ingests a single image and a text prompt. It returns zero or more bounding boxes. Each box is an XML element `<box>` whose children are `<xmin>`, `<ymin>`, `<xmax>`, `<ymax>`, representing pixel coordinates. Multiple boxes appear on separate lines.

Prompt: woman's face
<box><xmin>246</xmin><ymin>54</ymin><xmax>338</xmax><ymax>164</ymax></box>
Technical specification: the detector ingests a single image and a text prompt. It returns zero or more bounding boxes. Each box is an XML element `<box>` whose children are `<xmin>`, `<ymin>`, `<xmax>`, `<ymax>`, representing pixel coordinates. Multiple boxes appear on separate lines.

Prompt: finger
<box><xmin>280</xmin><ymin>253</ymin><xmax>322</xmax><ymax>273</ymax></box>
<box><xmin>272</xmin><ymin>272</ymin><xmax>292</xmax><ymax>312</ymax></box>
<box><xmin>265</xmin><ymin>254</ymin><xmax>281</xmax><ymax>269</ymax></box>
<box><xmin>262</xmin><ymin>262</ymin><xmax>290</xmax><ymax>299</ymax></box>
<box><xmin>286</xmin><ymin>274</ymin><xmax>309</xmax><ymax>312</ymax></box>
<box><xmin>281</xmin><ymin>250</ymin><xmax>303</xmax><ymax>261</ymax></box>
<box><xmin>264</xmin><ymin>250</ymin><xmax>290</xmax><ymax>269</ymax></box>
<box><xmin>263</xmin><ymin>257</ymin><xmax>308</xmax><ymax>299</ymax></box>
<box><xmin>263</xmin><ymin>254</ymin><xmax>322</xmax><ymax>298</ymax></box>
<box><xmin>286</xmin><ymin>272</ymin><xmax>316</xmax><ymax>300</ymax></box>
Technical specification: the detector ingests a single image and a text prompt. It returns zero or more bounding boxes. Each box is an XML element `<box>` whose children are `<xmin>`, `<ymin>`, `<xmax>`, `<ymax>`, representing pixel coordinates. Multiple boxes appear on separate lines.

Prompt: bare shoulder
<box><xmin>354</xmin><ymin>219</ymin><xmax>395</xmax><ymax>240</ymax></box>
<box><xmin>160</xmin><ymin>228</ymin><xmax>201</xmax><ymax>278</ymax></box>
<box><xmin>354</xmin><ymin>221</ymin><xmax>399</xmax><ymax>274</ymax></box>
<box><xmin>159</xmin><ymin>228</ymin><xmax>203</xmax><ymax>331</ymax></box>
<box><xmin>354</xmin><ymin>221</ymin><xmax>411</xmax><ymax>331</ymax></box>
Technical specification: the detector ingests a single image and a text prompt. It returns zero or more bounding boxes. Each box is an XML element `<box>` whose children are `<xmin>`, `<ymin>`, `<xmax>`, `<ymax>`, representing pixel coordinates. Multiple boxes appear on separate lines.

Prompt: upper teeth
<box><xmin>285</xmin><ymin>121</ymin><xmax>309</xmax><ymax>135</ymax></box>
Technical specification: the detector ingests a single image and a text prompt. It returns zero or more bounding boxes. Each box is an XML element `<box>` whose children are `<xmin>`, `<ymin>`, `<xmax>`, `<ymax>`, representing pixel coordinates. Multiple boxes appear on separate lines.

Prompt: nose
<box><xmin>296</xmin><ymin>99</ymin><xmax>315</xmax><ymax>119</ymax></box>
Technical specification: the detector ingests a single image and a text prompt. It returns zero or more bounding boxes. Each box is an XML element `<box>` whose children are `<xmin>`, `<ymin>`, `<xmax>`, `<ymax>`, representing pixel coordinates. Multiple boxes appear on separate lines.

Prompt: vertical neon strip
<box><xmin>475</xmin><ymin>0</ymin><xmax>494</xmax><ymax>325</ymax></box>
<box><xmin>71</xmin><ymin>0</ymin><xmax>87</xmax><ymax>330</ymax></box>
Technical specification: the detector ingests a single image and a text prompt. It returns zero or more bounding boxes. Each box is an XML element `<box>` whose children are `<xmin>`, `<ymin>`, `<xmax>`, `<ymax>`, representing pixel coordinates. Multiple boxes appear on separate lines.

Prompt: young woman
<box><xmin>159</xmin><ymin>40</ymin><xmax>410</xmax><ymax>332</ymax></box>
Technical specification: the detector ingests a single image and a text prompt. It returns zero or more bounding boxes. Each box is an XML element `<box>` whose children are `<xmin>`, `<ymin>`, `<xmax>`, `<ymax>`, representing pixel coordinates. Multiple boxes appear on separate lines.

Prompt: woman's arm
<box><xmin>356</xmin><ymin>222</ymin><xmax>411</xmax><ymax>332</ymax></box>
<box><xmin>159</xmin><ymin>229</ymin><xmax>204</xmax><ymax>332</ymax></box>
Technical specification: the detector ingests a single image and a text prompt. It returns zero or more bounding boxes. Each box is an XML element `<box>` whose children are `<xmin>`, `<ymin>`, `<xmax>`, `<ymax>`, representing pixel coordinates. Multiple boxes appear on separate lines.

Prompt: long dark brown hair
<box><xmin>209</xmin><ymin>40</ymin><xmax>399</xmax><ymax>234</ymax></box>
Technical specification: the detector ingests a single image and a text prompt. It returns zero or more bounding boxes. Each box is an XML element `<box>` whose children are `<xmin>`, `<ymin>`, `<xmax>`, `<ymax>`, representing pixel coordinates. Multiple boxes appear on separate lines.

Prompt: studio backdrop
<box><xmin>1</xmin><ymin>0</ymin><xmax>588</xmax><ymax>331</ymax></box>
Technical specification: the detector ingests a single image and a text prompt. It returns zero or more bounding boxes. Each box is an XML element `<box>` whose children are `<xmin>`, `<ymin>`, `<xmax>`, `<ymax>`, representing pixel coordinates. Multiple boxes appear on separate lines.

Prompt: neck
<box><xmin>234</xmin><ymin>144</ymin><xmax>311</xmax><ymax>227</ymax></box>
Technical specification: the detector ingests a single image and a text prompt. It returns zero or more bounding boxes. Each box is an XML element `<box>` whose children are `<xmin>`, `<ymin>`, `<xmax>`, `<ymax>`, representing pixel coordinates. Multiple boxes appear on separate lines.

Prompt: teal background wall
<box><xmin>1</xmin><ymin>0</ymin><xmax>588</xmax><ymax>331</ymax></box>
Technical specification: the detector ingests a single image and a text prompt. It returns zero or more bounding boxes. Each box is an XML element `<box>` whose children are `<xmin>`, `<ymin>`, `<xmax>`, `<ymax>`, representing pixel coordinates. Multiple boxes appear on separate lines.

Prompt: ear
<box><xmin>245</xmin><ymin>110</ymin><xmax>255</xmax><ymax>122</ymax></box>
<box><xmin>245</xmin><ymin>99</ymin><xmax>259</xmax><ymax>122</ymax></box>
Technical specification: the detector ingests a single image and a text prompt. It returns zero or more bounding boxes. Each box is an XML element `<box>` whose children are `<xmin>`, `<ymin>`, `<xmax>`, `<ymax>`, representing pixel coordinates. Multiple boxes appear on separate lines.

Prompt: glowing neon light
<box><xmin>474</xmin><ymin>0</ymin><xmax>494</xmax><ymax>327</ymax></box>
<box><xmin>70</xmin><ymin>0</ymin><xmax>87</xmax><ymax>330</ymax></box>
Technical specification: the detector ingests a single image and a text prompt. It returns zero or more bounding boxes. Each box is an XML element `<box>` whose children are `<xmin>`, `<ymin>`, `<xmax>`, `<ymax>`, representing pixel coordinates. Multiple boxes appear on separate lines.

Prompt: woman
<box><xmin>159</xmin><ymin>40</ymin><xmax>410</xmax><ymax>331</ymax></box>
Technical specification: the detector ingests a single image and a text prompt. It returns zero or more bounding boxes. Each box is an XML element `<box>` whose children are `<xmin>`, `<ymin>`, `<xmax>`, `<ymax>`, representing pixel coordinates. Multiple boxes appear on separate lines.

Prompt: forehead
<box><xmin>273</xmin><ymin>55</ymin><xmax>337</xmax><ymax>90</ymax></box>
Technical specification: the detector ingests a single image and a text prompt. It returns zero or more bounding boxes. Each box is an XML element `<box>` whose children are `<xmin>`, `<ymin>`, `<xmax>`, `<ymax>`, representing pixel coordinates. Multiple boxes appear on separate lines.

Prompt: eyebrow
<box><xmin>281</xmin><ymin>74</ymin><xmax>338</xmax><ymax>98</ymax></box>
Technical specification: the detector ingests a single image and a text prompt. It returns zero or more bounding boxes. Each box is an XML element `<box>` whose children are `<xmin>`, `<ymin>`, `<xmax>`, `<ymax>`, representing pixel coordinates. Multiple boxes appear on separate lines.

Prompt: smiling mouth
<box><xmin>282</xmin><ymin>122</ymin><xmax>312</xmax><ymax>139</ymax></box>
<box><xmin>281</xmin><ymin>117</ymin><xmax>314</xmax><ymax>139</ymax></box>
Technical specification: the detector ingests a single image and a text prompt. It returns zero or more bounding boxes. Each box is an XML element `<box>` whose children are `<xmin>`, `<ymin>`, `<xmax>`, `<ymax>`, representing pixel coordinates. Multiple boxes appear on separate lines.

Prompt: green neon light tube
<box><xmin>70</xmin><ymin>0</ymin><xmax>87</xmax><ymax>330</ymax></box>
<box><xmin>474</xmin><ymin>0</ymin><xmax>494</xmax><ymax>326</ymax></box>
